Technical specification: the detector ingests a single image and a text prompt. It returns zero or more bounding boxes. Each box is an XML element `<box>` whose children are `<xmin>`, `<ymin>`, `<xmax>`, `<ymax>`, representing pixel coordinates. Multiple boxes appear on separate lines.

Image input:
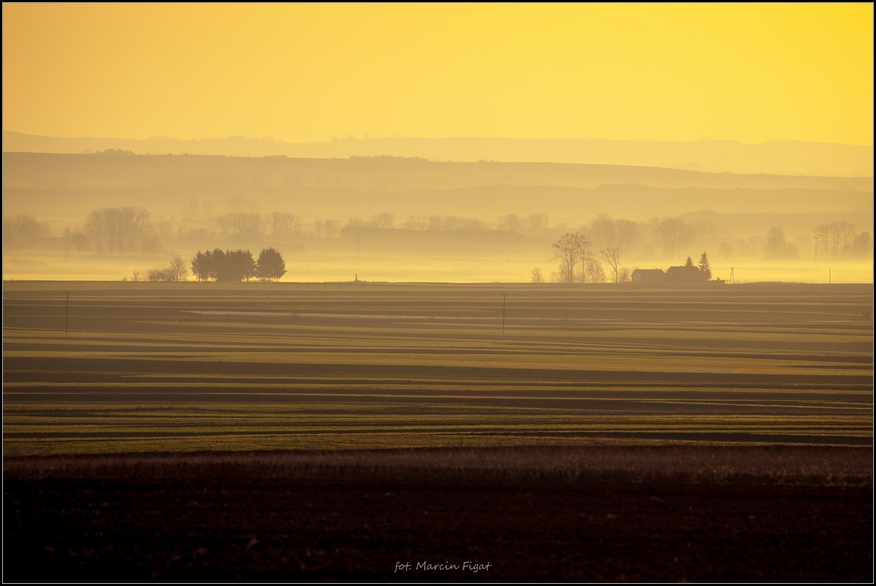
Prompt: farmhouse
<box><xmin>665</xmin><ymin>265</ymin><xmax>707</xmax><ymax>283</ymax></box>
<box><xmin>631</xmin><ymin>268</ymin><xmax>666</xmax><ymax>283</ymax></box>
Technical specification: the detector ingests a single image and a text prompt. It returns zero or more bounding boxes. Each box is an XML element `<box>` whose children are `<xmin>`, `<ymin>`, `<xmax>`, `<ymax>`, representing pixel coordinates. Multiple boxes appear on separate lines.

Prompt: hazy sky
<box><xmin>3</xmin><ymin>3</ymin><xmax>873</xmax><ymax>145</ymax></box>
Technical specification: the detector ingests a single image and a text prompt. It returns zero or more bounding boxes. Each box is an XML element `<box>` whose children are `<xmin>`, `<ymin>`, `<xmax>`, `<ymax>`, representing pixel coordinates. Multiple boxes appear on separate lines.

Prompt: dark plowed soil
<box><xmin>4</xmin><ymin>474</ymin><xmax>872</xmax><ymax>582</ymax></box>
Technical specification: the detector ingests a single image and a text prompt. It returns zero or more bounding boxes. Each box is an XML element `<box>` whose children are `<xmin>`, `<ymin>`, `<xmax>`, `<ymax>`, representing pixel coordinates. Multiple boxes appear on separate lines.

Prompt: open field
<box><xmin>3</xmin><ymin>280</ymin><xmax>873</xmax><ymax>455</ymax></box>
<box><xmin>4</xmin><ymin>446</ymin><xmax>873</xmax><ymax>582</ymax></box>
<box><xmin>3</xmin><ymin>281</ymin><xmax>873</xmax><ymax>581</ymax></box>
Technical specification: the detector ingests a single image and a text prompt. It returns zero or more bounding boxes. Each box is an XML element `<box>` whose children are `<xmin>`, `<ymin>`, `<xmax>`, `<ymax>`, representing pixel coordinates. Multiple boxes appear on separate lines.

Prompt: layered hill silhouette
<box><xmin>2</xmin><ymin>152</ymin><xmax>871</xmax><ymax>233</ymax></box>
<box><xmin>4</xmin><ymin>130</ymin><xmax>873</xmax><ymax>177</ymax></box>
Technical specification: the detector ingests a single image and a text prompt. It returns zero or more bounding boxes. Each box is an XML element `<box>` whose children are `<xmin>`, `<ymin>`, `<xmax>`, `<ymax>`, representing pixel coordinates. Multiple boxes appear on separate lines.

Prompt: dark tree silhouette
<box><xmin>216</xmin><ymin>249</ymin><xmax>256</xmax><ymax>281</ymax></box>
<box><xmin>190</xmin><ymin>250</ymin><xmax>213</xmax><ymax>281</ymax></box>
<box><xmin>698</xmin><ymin>252</ymin><xmax>712</xmax><ymax>280</ymax></box>
<box><xmin>256</xmin><ymin>248</ymin><xmax>287</xmax><ymax>281</ymax></box>
<box><xmin>191</xmin><ymin>249</ymin><xmax>255</xmax><ymax>281</ymax></box>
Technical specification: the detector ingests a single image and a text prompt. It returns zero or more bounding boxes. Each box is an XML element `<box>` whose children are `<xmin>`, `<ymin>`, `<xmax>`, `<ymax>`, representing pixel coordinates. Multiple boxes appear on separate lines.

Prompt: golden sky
<box><xmin>2</xmin><ymin>3</ymin><xmax>873</xmax><ymax>145</ymax></box>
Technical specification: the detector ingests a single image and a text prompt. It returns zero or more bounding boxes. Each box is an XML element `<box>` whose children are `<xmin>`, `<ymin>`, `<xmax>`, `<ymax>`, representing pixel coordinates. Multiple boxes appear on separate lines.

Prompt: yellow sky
<box><xmin>2</xmin><ymin>3</ymin><xmax>873</xmax><ymax>145</ymax></box>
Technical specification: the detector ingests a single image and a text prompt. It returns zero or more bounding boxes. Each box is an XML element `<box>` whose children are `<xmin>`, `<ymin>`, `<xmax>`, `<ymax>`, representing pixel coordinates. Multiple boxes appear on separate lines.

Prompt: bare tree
<box><xmin>496</xmin><ymin>213</ymin><xmax>524</xmax><ymax>232</ymax></box>
<box><xmin>83</xmin><ymin>207</ymin><xmax>160</xmax><ymax>253</ymax></box>
<box><xmin>169</xmin><ymin>254</ymin><xmax>189</xmax><ymax>281</ymax></box>
<box><xmin>814</xmin><ymin>224</ymin><xmax>832</xmax><ymax>259</ymax></box>
<box><xmin>551</xmin><ymin>232</ymin><xmax>589</xmax><ymax>284</ymax></box>
<box><xmin>64</xmin><ymin>229</ymin><xmax>88</xmax><ymax>254</ymax></box>
<box><xmin>370</xmin><ymin>212</ymin><xmax>395</xmax><ymax>229</ymax></box>
<box><xmin>584</xmin><ymin>258</ymin><xmax>606</xmax><ymax>283</ymax></box>
<box><xmin>653</xmin><ymin>217</ymin><xmax>693</xmax><ymax>259</ymax></box>
<box><xmin>271</xmin><ymin>211</ymin><xmax>302</xmax><ymax>237</ymax></box>
<box><xmin>215</xmin><ymin>212</ymin><xmax>264</xmax><ymax>238</ymax></box>
<box><xmin>765</xmin><ymin>226</ymin><xmax>798</xmax><ymax>259</ymax></box>
<box><xmin>323</xmin><ymin>220</ymin><xmax>340</xmax><ymax>239</ymax></box>
<box><xmin>615</xmin><ymin>218</ymin><xmax>640</xmax><ymax>251</ymax></box>
<box><xmin>848</xmin><ymin>232</ymin><xmax>872</xmax><ymax>258</ymax></box>
<box><xmin>147</xmin><ymin>254</ymin><xmax>188</xmax><ymax>282</ymax></box>
<box><xmin>527</xmin><ymin>213</ymin><xmax>550</xmax><ymax>234</ymax></box>
<box><xmin>601</xmin><ymin>247</ymin><xmax>622</xmax><ymax>283</ymax></box>
<box><xmin>588</xmin><ymin>214</ymin><xmax>617</xmax><ymax>251</ymax></box>
<box><xmin>833</xmin><ymin>221</ymin><xmax>857</xmax><ymax>255</ymax></box>
<box><xmin>531</xmin><ymin>267</ymin><xmax>544</xmax><ymax>283</ymax></box>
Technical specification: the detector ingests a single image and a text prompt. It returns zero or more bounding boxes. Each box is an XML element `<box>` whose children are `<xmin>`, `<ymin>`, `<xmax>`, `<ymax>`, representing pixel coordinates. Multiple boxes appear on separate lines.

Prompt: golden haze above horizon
<box><xmin>2</xmin><ymin>3</ymin><xmax>872</xmax><ymax>146</ymax></box>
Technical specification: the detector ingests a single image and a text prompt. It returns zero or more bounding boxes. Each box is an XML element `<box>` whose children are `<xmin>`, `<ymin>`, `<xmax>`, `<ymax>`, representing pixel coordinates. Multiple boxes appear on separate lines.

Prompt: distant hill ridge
<box><xmin>2</xmin><ymin>151</ymin><xmax>872</xmax><ymax>195</ymax></box>
<box><xmin>3</xmin><ymin>130</ymin><xmax>872</xmax><ymax>177</ymax></box>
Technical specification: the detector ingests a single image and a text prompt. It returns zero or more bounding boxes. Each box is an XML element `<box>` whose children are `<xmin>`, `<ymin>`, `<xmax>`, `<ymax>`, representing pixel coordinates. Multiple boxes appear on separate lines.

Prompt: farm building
<box><xmin>631</xmin><ymin>268</ymin><xmax>666</xmax><ymax>283</ymax></box>
<box><xmin>666</xmin><ymin>265</ymin><xmax>708</xmax><ymax>283</ymax></box>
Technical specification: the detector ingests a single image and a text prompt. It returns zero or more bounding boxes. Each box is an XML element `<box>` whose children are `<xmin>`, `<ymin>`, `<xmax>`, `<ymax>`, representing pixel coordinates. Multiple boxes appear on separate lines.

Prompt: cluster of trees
<box><xmin>762</xmin><ymin>223</ymin><xmax>871</xmax><ymax>261</ymax></box>
<box><xmin>127</xmin><ymin>254</ymin><xmax>189</xmax><ymax>282</ymax></box>
<box><xmin>13</xmin><ymin>203</ymin><xmax>873</xmax><ymax>273</ymax></box>
<box><xmin>337</xmin><ymin>212</ymin><xmax>552</xmax><ymax>236</ymax></box>
<box><xmin>2</xmin><ymin>214</ymin><xmax>51</xmax><ymax>249</ymax></box>
<box><xmin>813</xmin><ymin>221</ymin><xmax>870</xmax><ymax>259</ymax></box>
<box><xmin>686</xmin><ymin>253</ymin><xmax>712</xmax><ymax>280</ymax></box>
<box><xmin>83</xmin><ymin>207</ymin><xmax>161</xmax><ymax>253</ymax></box>
<box><xmin>178</xmin><ymin>202</ymin><xmax>555</xmax><ymax>240</ymax></box>
<box><xmin>547</xmin><ymin>232</ymin><xmax>625</xmax><ymax>284</ymax></box>
<box><xmin>190</xmin><ymin>247</ymin><xmax>286</xmax><ymax>281</ymax></box>
<box><xmin>764</xmin><ymin>226</ymin><xmax>800</xmax><ymax>259</ymax></box>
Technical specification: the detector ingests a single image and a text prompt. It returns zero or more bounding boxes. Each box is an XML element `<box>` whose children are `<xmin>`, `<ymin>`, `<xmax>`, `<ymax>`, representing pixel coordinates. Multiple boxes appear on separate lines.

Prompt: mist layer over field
<box><xmin>3</xmin><ymin>153</ymin><xmax>873</xmax><ymax>284</ymax></box>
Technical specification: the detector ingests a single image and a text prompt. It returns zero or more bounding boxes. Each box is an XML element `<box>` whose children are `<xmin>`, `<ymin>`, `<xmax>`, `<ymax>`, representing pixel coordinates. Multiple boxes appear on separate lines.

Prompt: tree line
<box><xmin>190</xmin><ymin>248</ymin><xmax>286</xmax><ymax>281</ymax></box>
<box><xmin>130</xmin><ymin>248</ymin><xmax>287</xmax><ymax>282</ymax></box>
<box><xmin>7</xmin><ymin>205</ymin><xmax>873</xmax><ymax>266</ymax></box>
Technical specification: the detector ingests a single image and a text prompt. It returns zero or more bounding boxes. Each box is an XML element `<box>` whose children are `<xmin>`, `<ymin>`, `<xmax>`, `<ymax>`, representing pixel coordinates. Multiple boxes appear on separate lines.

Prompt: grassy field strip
<box><xmin>4</xmin><ymin>351</ymin><xmax>872</xmax><ymax>376</ymax></box>
<box><xmin>5</xmin><ymin>385</ymin><xmax>872</xmax><ymax>403</ymax></box>
<box><xmin>6</xmin><ymin>408</ymin><xmax>870</xmax><ymax>428</ymax></box>
<box><xmin>5</xmin><ymin>387</ymin><xmax>872</xmax><ymax>405</ymax></box>
<box><xmin>6</xmin><ymin>330</ymin><xmax>873</xmax><ymax>356</ymax></box>
<box><xmin>4</xmin><ymin>396</ymin><xmax>872</xmax><ymax>416</ymax></box>
<box><xmin>181</xmin><ymin>308</ymin><xmax>871</xmax><ymax>322</ymax></box>
<box><xmin>6</xmin><ymin>322</ymin><xmax>872</xmax><ymax>350</ymax></box>
<box><xmin>135</xmin><ymin>318</ymin><xmax>876</xmax><ymax>340</ymax></box>
<box><xmin>5</xmin><ymin>429</ymin><xmax>871</xmax><ymax>457</ymax></box>
<box><xmin>6</xmin><ymin>419</ymin><xmax>870</xmax><ymax>436</ymax></box>
<box><xmin>6</xmin><ymin>435</ymin><xmax>867</xmax><ymax>458</ymax></box>
<box><xmin>6</xmin><ymin>325</ymin><xmax>871</xmax><ymax>351</ymax></box>
<box><xmin>5</xmin><ymin>374</ymin><xmax>872</xmax><ymax>394</ymax></box>
<box><xmin>6</xmin><ymin>414</ymin><xmax>869</xmax><ymax>432</ymax></box>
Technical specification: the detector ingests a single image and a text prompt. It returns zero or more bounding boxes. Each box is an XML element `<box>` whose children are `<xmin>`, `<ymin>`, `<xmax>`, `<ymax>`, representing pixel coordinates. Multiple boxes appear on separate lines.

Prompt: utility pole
<box><xmin>65</xmin><ymin>292</ymin><xmax>69</xmax><ymax>334</ymax></box>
